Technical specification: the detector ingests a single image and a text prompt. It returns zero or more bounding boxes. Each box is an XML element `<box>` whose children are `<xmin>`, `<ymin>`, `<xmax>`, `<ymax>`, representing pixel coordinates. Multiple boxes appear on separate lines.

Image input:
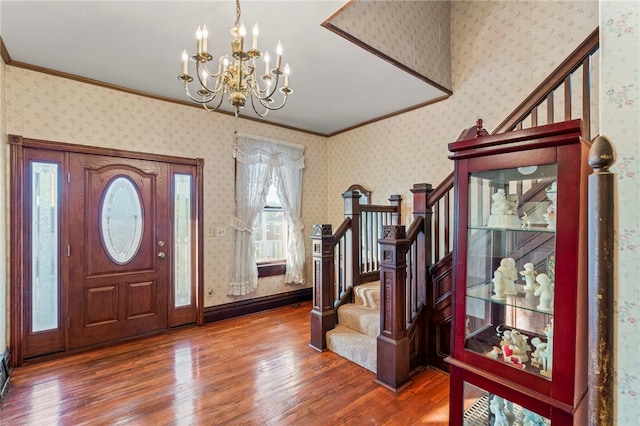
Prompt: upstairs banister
<box><xmin>492</xmin><ymin>27</ymin><xmax>599</xmax><ymax>138</ymax></box>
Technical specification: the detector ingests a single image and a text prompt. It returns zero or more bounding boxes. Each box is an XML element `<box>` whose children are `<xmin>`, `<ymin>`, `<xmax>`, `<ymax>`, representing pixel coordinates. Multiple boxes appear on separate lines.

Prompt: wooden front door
<box><xmin>11</xmin><ymin>137</ymin><xmax>203</xmax><ymax>364</ymax></box>
<box><xmin>68</xmin><ymin>154</ymin><xmax>171</xmax><ymax>348</ymax></box>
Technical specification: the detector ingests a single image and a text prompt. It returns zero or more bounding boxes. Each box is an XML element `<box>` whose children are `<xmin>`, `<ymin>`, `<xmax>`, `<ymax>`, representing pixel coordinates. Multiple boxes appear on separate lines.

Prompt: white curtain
<box><xmin>229</xmin><ymin>135</ymin><xmax>305</xmax><ymax>295</ymax></box>
<box><xmin>273</xmin><ymin>145</ymin><xmax>305</xmax><ymax>284</ymax></box>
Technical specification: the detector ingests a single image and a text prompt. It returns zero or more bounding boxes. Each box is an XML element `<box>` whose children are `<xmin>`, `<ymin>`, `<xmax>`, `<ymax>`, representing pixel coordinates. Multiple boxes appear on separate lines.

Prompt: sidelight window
<box><xmin>174</xmin><ymin>174</ymin><xmax>192</xmax><ymax>307</ymax></box>
<box><xmin>31</xmin><ymin>162</ymin><xmax>59</xmax><ymax>332</ymax></box>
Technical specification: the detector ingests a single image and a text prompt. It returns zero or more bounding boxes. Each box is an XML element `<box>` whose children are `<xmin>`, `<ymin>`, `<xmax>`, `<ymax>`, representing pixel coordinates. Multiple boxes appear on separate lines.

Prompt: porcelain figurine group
<box><xmin>490</xmin><ymin>320</ymin><xmax>554</xmax><ymax>378</ymax></box>
<box><xmin>489</xmin><ymin>394</ymin><xmax>549</xmax><ymax>426</ymax></box>
<box><xmin>491</xmin><ymin>258</ymin><xmax>554</xmax><ymax>313</ymax></box>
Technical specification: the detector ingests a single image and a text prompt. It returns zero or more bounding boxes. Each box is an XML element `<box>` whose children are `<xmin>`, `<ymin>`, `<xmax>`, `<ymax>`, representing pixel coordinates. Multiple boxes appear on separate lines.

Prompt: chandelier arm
<box><xmin>252</xmin><ymin>72</ymin><xmax>283</xmax><ymax>101</ymax></box>
<box><xmin>194</xmin><ymin>60</ymin><xmax>222</xmax><ymax>94</ymax></box>
<box><xmin>202</xmin><ymin>92</ymin><xmax>226</xmax><ymax>112</ymax></box>
<box><xmin>258</xmin><ymin>93</ymin><xmax>289</xmax><ymax>111</ymax></box>
<box><xmin>183</xmin><ymin>82</ymin><xmax>217</xmax><ymax>104</ymax></box>
<box><xmin>249</xmin><ymin>94</ymin><xmax>271</xmax><ymax>117</ymax></box>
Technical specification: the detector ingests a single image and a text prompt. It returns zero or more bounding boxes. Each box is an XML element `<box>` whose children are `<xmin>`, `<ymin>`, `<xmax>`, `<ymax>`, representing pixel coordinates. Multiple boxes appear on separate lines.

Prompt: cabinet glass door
<box><xmin>464</xmin><ymin>164</ymin><xmax>557</xmax><ymax>380</ymax></box>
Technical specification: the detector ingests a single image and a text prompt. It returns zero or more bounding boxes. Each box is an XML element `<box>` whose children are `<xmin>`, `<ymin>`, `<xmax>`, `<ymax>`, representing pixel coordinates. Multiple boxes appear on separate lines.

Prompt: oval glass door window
<box><xmin>100</xmin><ymin>176</ymin><xmax>144</xmax><ymax>264</ymax></box>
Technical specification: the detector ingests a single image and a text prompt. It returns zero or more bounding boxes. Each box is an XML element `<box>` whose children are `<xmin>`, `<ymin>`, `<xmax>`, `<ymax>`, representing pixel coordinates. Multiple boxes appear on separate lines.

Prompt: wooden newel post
<box><xmin>587</xmin><ymin>135</ymin><xmax>616</xmax><ymax>425</ymax></box>
<box><xmin>310</xmin><ymin>224</ymin><xmax>336</xmax><ymax>352</ymax></box>
<box><xmin>376</xmin><ymin>225</ymin><xmax>411</xmax><ymax>392</ymax></box>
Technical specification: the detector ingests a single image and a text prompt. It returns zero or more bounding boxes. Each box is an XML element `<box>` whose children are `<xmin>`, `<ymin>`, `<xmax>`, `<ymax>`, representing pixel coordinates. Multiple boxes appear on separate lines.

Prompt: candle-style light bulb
<box><xmin>276</xmin><ymin>41</ymin><xmax>283</xmax><ymax>69</ymax></box>
<box><xmin>264</xmin><ymin>51</ymin><xmax>270</xmax><ymax>75</ymax></box>
<box><xmin>181</xmin><ymin>49</ymin><xmax>189</xmax><ymax>75</ymax></box>
<box><xmin>196</xmin><ymin>26</ymin><xmax>203</xmax><ymax>55</ymax></box>
<box><xmin>252</xmin><ymin>23</ymin><xmax>259</xmax><ymax>50</ymax></box>
<box><xmin>223</xmin><ymin>57</ymin><xmax>230</xmax><ymax>72</ymax></box>
<box><xmin>202</xmin><ymin>24</ymin><xmax>208</xmax><ymax>53</ymax></box>
<box><xmin>239</xmin><ymin>23</ymin><xmax>246</xmax><ymax>51</ymax></box>
<box><xmin>284</xmin><ymin>63</ymin><xmax>290</xmax><ymax>87</ymax></box>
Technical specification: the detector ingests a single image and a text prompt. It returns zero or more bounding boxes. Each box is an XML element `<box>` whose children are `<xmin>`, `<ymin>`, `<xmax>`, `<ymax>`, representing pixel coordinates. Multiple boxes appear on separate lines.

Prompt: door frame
<box><xmin>9</xmin><ymin>135</ymin><xmax>205</xmax><ymax>367</ymax></box>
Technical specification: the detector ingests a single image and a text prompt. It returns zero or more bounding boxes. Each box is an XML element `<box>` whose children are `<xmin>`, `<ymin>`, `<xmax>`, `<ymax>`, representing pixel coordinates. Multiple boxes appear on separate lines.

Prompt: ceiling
<box><xmin>0</xmin><ymin>1</ymin><xmax>448</xmax><ymax>136</ymax></box>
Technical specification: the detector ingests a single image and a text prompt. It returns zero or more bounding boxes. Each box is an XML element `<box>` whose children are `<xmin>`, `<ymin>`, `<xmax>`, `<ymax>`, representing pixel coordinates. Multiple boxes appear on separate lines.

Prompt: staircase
<box><xmin>311</xmin><ymin>28</ymin><xmax>600</xmax><ymax>391</ymax></box>
<box><xmin>326</xmin><ymin>282</ymin><xmax>380</xmax><ymax>372</ymax></box>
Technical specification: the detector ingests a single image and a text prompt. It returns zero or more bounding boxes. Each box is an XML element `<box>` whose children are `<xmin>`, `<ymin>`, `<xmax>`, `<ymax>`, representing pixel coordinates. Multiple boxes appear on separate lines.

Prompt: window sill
<box><xmin>257</xmin><ymin>262</ymin><xmax>286</xmax><ymax>278</ymax></box>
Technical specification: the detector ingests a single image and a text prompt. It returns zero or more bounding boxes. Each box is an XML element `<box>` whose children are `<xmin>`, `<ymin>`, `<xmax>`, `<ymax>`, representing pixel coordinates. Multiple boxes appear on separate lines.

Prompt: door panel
<box><xmin>68</xmin><ymin>154</ymin><xmax>170</xmax><ymax>349</ymax></box>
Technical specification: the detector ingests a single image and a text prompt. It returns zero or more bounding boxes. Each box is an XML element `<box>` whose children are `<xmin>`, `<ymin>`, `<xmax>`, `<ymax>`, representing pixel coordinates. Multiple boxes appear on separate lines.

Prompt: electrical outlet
<box><xmin>216</xmin><ymin>227</ymin><xmax>226</xmax><ymax>237</ymax></box>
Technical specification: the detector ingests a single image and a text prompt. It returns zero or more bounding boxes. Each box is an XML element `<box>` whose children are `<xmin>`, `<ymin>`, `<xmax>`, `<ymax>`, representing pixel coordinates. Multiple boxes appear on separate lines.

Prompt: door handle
<box><xmin>157</xmin><ymin>252</ymin><xmax>166</xmax><ymax>259</ymax></box>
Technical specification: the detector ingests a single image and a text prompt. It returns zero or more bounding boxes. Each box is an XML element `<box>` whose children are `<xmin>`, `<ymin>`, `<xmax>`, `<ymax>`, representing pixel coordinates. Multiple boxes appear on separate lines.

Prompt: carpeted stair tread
<box><xmin>336</xmin><ymin>303</ymin><xmax>379</xmax><ymax>338</ymax></box>
<box><xmin>354</xmin><ymin>281</ymin><xmax>380</xmax><ymax>309</ymax></box>
<box><xmin>326</xmin><ymin>325</ymin><xmax>377</xmax><ymax>373</ymax></box>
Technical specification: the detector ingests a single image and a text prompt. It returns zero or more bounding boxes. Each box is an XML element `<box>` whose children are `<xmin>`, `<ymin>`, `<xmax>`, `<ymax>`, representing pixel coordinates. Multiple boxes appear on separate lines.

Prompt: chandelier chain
<box><xmin>235</xmin><ymin>0</ymin><xmax>241</xmax><ymax>28</ymax></box>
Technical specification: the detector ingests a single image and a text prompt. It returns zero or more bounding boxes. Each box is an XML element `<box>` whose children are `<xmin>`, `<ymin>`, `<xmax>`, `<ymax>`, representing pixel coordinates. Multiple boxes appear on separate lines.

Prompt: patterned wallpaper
<box><xmin>4</xmin><ymin>68</ymin><xmax>327</xmax><ymax>307</ymax></box>
<box><xmin>327</xmin><ymin>0</ymin><xmax>598</xmax><ymax>226</ymax></box>
<box><xmin>600</xmin><ymin>2</ymin><xmax>640</xmax><ymax>423</ymax></box>
<box><xmin>330</xmin><ymin>0</ymin><xmax>451</xmax><ymax>90</ymax></box>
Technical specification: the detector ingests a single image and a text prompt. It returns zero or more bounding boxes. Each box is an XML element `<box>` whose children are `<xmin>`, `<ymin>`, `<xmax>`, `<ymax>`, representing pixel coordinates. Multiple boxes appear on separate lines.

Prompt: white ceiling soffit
<box><xmin>0</xmin><ymin>1</ymin><xmax>450</xmax><ymax>136</ymax></box>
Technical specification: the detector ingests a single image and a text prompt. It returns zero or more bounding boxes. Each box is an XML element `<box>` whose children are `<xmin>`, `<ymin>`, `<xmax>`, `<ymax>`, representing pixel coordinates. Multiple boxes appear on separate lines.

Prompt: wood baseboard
<box><xmin>0</xmin><ymin>348</ymin><xmax>11</xmax><ymax>402</ymax></box>
<box><xmin>204</xmin><ymin>288</ymin><xmax>312</xmax><ymax>323</ymax></box>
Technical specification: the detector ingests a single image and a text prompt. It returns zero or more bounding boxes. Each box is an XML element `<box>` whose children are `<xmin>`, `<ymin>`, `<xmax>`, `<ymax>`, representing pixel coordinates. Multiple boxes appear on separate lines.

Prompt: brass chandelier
<box><xmin>178</xmin><ymin>0</ymin><xmax>292</xmax><ymax>117</ymax></box>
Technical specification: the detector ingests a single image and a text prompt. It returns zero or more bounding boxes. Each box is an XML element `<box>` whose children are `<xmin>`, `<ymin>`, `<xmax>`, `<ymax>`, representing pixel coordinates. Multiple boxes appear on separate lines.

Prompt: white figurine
<box><xmin>520</xmin><ymin>262</ymin><xmax>536</xmax><ymax>291</ymax></box>
<box><xmin>488</xmin><ymin>189</ymin><xmax>522</xmax><ymax>228</ymax></box>
<box><xmin>539</xmin><ymin>321</ymin><xmax>554</xmax><ymax>378</ymax></box>
<box><xmin>491</xmin><ymin>270</ymin><xmax>506</xmax><ymax>300</ymax></box>
<box><xmin>500</xmin><ymin>329</ymin><xmax>531</xmax><ymax>365</ymax></box>
<box><xmin>530</xmin><ymin>336</ymin><xmax>547</xmax><ymax>368</ymax></box>
<box><xmin>499</xmin><ymin>258</ymin><xmax>518</xmax><ymax>295</ymax></box>
<box><xmin>534</xmin><ymin>273</ymin><xmax>554</xmax><ymax>312</ymax></box>
<box><xmin>487</xmin><ymin>346</ymin><xmax>502</xmax><ymax>359</ymax></box>
<box><xmin>491</xmin><ymin>189</ymin><xmax>512</xmax><ymax>215</ymax></box>
<box><xmin>521</xmin><ymin>408</ymin><xmax>548</xmax><ymax>426</ymax></box>
<box><xmin>489</xmin><ymin>395</ymin><xmax>509</xmax><ymax>426</ymax></box>
<box><xmin>544</xmin><ymin>182</ymin><xmax>557</xmax><ymax>229</ymax></box>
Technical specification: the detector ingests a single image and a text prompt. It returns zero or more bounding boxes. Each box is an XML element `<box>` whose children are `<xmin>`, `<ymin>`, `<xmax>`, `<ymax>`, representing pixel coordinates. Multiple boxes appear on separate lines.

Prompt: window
<box><xmin>254</xmin><ymin>185</ymin><xmax>287</xmax><ymax>277</ymax></box>
<box><xmin>230</xmin><ymin>135</ymin><xmax>305</xmax><ymax>296</ymax></box>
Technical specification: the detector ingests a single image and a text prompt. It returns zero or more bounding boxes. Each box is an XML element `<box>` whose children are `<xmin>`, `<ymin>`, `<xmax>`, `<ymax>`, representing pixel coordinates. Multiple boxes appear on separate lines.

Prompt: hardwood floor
<box><xmin>0</xmin><ymin>302</ymin><xmax>450</xmax><ymax>425</ymax></box>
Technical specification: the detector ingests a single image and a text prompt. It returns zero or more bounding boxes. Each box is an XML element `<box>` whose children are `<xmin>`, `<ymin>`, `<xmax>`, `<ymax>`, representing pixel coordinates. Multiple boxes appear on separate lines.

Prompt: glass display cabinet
<box><xmin>446</xmin><ymin>120</ymin><xmax>590</xmax><ymax>425</ymax></box>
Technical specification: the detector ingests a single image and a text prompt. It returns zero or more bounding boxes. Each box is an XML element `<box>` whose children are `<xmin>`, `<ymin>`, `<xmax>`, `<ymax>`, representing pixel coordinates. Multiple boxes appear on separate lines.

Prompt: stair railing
<box><xmin>310</xmin><ymin>190</ymin><xmax>401</xmax><ymax>351</ymax></box>
<box><xmin>377</xmin><ymin>183</ymin><xmax>434</xmax><ymax>391</ymax></box>
<box><xmin>492</xmin><ymin>28</ymin><xmax>599</xmax><ymax>140</ymax></box>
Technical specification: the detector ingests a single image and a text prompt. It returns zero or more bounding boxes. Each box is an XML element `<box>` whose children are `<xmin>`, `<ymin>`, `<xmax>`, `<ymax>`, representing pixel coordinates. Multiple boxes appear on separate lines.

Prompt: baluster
<box><xmin>434</xmin><ymin>201</ymin><xmax>440</xmax><ymax>261</ymax></box>
<box><xmin>444</xmin><ymin>192</ymin><xmax>450</xmax><ymax>255</ymax></box>
<box><xmin>564</xmin><ymin>75</ymin><xmax>572</xmax><ymax>120</ymax></box>
<box><xmin>582</xmin><ymin>58</ymin><xmax>591</xmax><ymax>140</ymax></box>
<box><xmin>547</xmin><ymin>92</ymin><xmax>554</xmax><ymax>124</ymax></box>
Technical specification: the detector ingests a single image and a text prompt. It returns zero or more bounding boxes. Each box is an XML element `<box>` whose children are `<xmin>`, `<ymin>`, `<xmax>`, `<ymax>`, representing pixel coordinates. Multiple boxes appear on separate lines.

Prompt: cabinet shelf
<box><xmin>468</xmin><ymin>225</ymin><xmax>556</xmax><ymax>234</ymax></box>
<box><xmin>466</xmin><ymin>282</ymin><xmax>555</xmax><ymax>316</ymax></box>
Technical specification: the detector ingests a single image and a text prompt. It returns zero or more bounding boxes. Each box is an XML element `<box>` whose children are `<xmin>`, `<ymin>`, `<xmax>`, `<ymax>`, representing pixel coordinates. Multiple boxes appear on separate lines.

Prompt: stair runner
<box><xmin>326</xmin><ymin>281</ymin><xmax>380</xmax><ymax>373</ymax></box>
